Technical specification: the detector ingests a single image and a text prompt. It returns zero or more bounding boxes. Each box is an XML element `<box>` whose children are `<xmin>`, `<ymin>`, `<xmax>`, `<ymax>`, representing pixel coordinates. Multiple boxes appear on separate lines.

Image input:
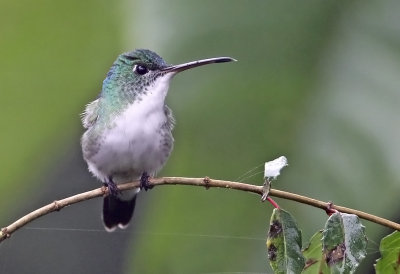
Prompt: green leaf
<box><xmin>267</xmin><ymin>208</ymin><xmax>305</xmax><ymax>274</ymax></box>
<box><xmin>322</xmin><ymin>213</ymin><xmax>367</xmax><ymax>273</ymax></box>
<box><xmin>375</xmin><ymin>231</ymin><xmax>400</xmax><ymax>274</ymax></box>
<box><xmin>302</xmin><ymin>230</ymin><xmax>329</xmax><ymax>273</ymax></box>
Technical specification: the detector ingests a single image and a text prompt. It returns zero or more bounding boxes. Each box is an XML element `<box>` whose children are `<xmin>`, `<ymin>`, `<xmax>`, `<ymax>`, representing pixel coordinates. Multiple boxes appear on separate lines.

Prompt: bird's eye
<box><xmin>133</xmin><ymin>64</ymin><xmax>149</xmax><ymax>75</ymax></box>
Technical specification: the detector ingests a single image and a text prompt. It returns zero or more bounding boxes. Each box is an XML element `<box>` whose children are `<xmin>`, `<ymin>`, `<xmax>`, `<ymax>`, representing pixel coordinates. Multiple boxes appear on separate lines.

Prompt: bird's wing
<box><xmin>81</xmin><ymin>98</ymin><xmax>99</xmax><ymax>129</ymax></box>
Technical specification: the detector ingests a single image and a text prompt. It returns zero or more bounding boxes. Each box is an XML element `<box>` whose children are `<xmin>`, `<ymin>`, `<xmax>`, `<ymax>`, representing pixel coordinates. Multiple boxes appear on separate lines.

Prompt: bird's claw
<box><xmin>140</xmin><ymin>172</ymin><xmax>153</xmax><ymax>191</ymax></box>
<box><xmin>104</xmin><ymin>180</ymin><xmax>121</xmax><ymax>196</ymax></box>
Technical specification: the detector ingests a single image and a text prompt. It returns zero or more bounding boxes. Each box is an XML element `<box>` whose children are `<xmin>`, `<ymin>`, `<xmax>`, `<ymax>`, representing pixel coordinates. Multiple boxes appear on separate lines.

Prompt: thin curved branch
<box><xmin>1</xmin><ymin>176</ymin><xmax>399</xmax><ymax>243</ymax></box>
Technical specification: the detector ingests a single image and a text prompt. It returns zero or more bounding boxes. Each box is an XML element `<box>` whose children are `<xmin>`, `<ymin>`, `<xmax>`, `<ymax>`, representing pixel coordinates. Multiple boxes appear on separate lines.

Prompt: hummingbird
<box><xmin>81</xmin><ymin>49</ymin><xmax>236</xmax><ymax>231</ymax></box>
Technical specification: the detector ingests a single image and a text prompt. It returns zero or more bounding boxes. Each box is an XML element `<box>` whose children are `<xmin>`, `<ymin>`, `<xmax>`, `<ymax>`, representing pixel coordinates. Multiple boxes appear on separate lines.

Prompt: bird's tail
<box><xmin>102</xmin><ymin>194</ymin><xmax>137</xmax><ymax>232</ymax></box>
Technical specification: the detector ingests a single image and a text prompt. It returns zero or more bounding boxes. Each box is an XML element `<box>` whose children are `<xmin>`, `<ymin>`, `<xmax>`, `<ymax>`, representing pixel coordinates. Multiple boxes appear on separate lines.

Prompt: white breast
<box><xmin>87</xmin><ymin>75</ymin><xmax>174</xmax><ymax>183</ymax></box>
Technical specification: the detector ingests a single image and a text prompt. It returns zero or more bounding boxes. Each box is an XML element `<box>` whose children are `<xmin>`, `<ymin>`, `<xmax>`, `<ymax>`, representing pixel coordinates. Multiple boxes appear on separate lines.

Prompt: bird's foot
<box><xmin>140</xmin><ymin>172</ymin><xmax>153</xmax><ymax>191</ymax></box>
<box><xmin>105</xmin><ymin>179</ymin><xmax>121</xmax><ymax>196</ymax></box>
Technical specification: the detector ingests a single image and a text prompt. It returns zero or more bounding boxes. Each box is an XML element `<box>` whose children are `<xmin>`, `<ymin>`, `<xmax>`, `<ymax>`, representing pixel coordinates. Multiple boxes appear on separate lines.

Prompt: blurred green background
<box><xmin>1</xmin><ymin>0</ymin><xmax>399</xmax><ymax>273</ymax></box>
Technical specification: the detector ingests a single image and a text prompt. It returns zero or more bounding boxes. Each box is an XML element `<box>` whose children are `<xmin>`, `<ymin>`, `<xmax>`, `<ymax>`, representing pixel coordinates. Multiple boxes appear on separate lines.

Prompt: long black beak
<box><xmin>162</xmin><ymin>57</ymin><xmax>237</xmax><ymax>73</ymax></box>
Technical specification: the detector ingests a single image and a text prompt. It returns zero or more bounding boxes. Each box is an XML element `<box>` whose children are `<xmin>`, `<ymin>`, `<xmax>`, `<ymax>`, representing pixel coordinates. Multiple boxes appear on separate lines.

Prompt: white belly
<box><xmin>87</xmin><ymin>95</ymin><xmax>174</xmax><ymax>183</ymax></box>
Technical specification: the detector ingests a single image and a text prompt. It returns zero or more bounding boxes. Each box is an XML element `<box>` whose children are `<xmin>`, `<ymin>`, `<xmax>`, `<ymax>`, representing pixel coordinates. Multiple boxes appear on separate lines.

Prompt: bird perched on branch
<box><xmin>81</xmin><ymin>49</ymin><xmax>235</xmax><ymax>231</ymax></box>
